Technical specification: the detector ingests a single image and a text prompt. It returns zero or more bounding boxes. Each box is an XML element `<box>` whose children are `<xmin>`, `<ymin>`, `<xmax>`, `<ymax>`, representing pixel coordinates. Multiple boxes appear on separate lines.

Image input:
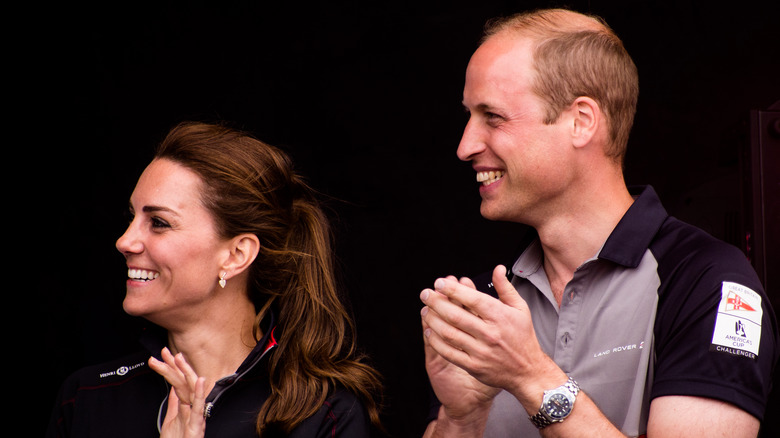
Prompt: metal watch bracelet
<box><xmin>529</xmin><ymin>377</ymin><xmax>579</xmax><ymax>429</ymax></box>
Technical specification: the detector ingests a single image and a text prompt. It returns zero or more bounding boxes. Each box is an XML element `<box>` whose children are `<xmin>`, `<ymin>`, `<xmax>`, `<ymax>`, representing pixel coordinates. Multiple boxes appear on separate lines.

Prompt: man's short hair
<box><xmin>483</xmin><ymin>9</ymin><xmax>639</xmax><ymax>163</ymax></box>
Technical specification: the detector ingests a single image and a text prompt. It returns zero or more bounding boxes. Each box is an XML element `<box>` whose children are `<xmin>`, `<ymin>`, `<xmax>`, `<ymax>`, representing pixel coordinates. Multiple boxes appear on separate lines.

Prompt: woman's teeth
<box><xmin>476</xmin><ymin>170</ymin><xmax>505</xmax><ymax>186</ymax></box>
<box><xmin>128</xmin><ymin>269</ymin><xmax>159</xmax><ymax>281</ymax></box>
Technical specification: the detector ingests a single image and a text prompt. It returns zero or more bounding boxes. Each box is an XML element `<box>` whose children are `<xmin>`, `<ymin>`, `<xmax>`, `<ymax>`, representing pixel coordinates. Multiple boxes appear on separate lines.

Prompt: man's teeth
<box><xmin>128</xmin><ymin>269</ymin><xmax>159</xmax><ymax>281</ymax></box>
<box><xmin>476</xmin><ymin>170</ymin><xmax>505</xmax><ymax>186</ymax></box>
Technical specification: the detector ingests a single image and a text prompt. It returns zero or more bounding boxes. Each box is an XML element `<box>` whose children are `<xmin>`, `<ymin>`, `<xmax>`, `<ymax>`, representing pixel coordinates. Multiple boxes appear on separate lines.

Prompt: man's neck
<box><xmin>535</xmin><ymin>183</ymin><xmax>634</xmax><ymax>305</ymax></box>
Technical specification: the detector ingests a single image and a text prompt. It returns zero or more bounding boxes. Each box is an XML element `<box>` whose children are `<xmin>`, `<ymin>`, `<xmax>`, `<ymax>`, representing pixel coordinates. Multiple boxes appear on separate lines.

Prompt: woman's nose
<box><xmin>116</xmin><ymin>221</ymin><xmax>143</xmax><ymax>255</ymax></box>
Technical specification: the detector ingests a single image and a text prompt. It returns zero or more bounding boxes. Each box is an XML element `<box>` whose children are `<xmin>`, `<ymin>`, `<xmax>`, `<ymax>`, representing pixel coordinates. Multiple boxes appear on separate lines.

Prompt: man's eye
<box><xmin>485</xmin><ymin>112</ymin><xmax>503</xmax><ymax>125</ymax></box>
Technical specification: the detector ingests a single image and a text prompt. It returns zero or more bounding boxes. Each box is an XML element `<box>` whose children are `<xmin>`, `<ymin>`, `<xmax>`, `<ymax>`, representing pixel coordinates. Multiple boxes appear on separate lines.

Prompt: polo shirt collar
<box><xmin>511</xmin><ymin>238</ymin><xmax>544</xmax><ymax>280</ymax></box>
<box><xmin>510</xmin><ymin>185</ymin><xmax>668</xmax><ymax>277</ymax></box>
<box><xmin>599</xmin><ymin>185</ymin><xmax>668</xmax><ymax>268</ymax></box>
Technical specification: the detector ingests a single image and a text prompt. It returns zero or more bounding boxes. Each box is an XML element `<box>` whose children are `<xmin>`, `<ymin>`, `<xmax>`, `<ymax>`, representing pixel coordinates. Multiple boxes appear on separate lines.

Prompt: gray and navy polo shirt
<box><xmin>479</xmin><ymin>186</ymin><xmax>778</xmax><ymax>437</ymax></box>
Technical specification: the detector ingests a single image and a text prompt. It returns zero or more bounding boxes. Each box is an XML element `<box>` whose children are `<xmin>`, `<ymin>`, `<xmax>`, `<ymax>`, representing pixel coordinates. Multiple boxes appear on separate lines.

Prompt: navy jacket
<box><xmin>47</xmin><ymin>316</ymin><xmax>372</xmax><ymax>437</ymax></box>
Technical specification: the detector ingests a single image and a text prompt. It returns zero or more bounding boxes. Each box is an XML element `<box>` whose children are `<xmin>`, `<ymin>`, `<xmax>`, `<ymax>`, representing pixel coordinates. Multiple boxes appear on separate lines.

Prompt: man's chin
<box><xmin>480</xmin><ymin>200</ymin><xmax>527</xmax><ymax>224</ymax></box>
<box><xmin>479</xmin><ymin>203</ymin><xmax>506</xmax><ymax>222</ymax></box>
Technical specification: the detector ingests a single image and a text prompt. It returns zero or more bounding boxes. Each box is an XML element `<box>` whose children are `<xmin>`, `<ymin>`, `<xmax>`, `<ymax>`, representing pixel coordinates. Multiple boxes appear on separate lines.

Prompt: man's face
<box><xmin>458</xmin><ymin>34</ymin><xmax>576</xmax><ymax>225</ymax></box>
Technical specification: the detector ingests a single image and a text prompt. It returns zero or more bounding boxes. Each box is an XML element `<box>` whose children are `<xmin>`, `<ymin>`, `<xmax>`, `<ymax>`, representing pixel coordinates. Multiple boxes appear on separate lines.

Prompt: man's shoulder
<box><xmin>652</xmin><ymin>216</ymin><xmax>757</xmax><ymax>284</ymax></box>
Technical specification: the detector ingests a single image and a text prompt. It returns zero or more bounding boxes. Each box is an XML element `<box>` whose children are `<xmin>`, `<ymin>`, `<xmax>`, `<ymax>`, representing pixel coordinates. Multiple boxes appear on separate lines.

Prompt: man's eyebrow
<box><xmin>462</xmin><ymin>102</ymin><xmax>498</xmax><ymax>113</ymax></box>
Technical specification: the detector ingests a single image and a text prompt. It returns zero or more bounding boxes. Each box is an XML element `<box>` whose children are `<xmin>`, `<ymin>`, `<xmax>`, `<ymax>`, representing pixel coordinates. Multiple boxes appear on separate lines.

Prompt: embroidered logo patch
<box><xmin>98</xmin><ymin>361</ymin><xmax>146</xmax><ymax>379</ymax></box>
<box><xmin>710</xmin><ymin>282</ymin><xmax>762</xmax><ymax>360</ymax></box>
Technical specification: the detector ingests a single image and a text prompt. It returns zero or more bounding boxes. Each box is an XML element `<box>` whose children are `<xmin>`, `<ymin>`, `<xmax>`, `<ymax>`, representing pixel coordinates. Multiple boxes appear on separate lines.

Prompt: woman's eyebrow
<box><xmin>141</xmin><ymin>205</ymin><xmax>180</xmax><ymax>217</ymax></box>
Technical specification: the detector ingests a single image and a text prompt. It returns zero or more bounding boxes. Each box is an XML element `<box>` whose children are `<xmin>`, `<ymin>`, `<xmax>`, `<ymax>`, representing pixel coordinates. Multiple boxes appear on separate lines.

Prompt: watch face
<box><xmin>545</xmin><ymin>393</ymin><xmax>572</xmax><ymax>420</ymax></box>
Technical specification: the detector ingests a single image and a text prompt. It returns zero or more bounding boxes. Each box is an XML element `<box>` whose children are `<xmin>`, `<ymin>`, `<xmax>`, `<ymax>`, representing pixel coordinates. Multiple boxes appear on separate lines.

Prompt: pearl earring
<box><xmin>218</xmin><ymin>272</ymin><xmax>227</xmax><ymax>288</ymax></box>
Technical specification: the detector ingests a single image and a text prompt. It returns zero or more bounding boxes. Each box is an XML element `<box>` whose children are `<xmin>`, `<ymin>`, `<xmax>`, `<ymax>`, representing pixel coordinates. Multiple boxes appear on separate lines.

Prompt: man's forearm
<box><xmin>529</xmin><ymin>390</ymin><xmax>624</xmax><ymax>438</ymax></box>
<box><xmin>423</xmin><ymin>405</ymin><xmax>492</xmax><ymax>438</ymax></box>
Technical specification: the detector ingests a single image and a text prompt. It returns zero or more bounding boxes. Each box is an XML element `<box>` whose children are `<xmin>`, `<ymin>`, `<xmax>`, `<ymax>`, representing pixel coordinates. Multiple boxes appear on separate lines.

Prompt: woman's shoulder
<box><xmin>48</xmin><ymin>351</ymin><xmax>167</xmax><ymax>438</ymax></box>
<box><xmin>60</xmin><ymin>350</ymin><xmax>155</xmax><ymax>388</ymax></box>
<box><xmin>325</xmin><ymin>386</ymin><xmax>369</xmax><ymax>415</ymax></box>
<box><xmin>288</xmin><ymin>387</ymin><xmax>373</xmax><ymax>438</ymax></box>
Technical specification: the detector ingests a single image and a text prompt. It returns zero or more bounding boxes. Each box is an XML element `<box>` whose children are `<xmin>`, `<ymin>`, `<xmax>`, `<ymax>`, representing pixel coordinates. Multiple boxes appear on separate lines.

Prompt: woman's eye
<box><xmin>151</xmin><ymin>217</ymin><xmax>171</xmax><ymax>229</ymax></box>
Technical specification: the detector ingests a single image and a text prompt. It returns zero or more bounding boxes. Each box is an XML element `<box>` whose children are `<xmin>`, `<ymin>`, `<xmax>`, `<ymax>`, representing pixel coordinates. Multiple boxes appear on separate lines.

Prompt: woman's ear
<box><xmin>220</xmin><ymin>234</ymin><xmax>260</xmax><ymax>281</ymax></box>
<box><xmin>569</xmin><ymin>96</ymin><xmax>602</xmax><ymax>149</ymax></box>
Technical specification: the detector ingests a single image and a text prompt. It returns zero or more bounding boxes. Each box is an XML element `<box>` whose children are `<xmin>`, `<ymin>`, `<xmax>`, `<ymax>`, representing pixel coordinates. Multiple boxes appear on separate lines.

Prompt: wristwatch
<box><xmin>529</xmin><ymin>377</ymin><xmax>580</xmax><ymax>429</ymax></box>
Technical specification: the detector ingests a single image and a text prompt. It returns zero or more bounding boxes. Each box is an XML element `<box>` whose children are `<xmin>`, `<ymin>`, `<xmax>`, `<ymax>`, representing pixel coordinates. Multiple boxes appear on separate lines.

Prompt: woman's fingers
<box><xmin>149</xmin><ymin>348</ymin><xmax>199</xmax><ymax>406</ymax></box>
<box><xmin>174</xmin><ymin>352</ymin><xmax>201</xmax><ymax>394</ymax></box>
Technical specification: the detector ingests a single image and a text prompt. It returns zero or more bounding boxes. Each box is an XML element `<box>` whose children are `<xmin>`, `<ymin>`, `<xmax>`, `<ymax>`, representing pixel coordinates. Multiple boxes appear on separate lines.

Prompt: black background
<box><xmin>27</xmin><ymin>1</ymin><xmax>779</xmax><ymax>437</ymax></box>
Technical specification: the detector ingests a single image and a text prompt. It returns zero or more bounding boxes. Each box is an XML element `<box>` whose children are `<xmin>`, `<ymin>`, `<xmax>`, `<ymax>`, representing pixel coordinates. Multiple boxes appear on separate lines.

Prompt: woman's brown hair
<box><xmin>154</xmin><ymin>121</ymin><xmax>382</xmax><ymax>435</ymax></box>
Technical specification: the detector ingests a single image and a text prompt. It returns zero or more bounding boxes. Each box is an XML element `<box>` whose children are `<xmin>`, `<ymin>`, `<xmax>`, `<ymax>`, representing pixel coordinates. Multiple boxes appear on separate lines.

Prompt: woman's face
<box><xmin>116</xmin><ymin>158</ymin><xmax>230</xmax><ymax>328</ymax></box>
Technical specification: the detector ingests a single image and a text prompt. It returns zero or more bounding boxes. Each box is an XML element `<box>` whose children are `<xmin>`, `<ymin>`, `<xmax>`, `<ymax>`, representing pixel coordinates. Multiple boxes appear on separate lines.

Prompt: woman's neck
<box><xmin>166</xmin><ymin>300</ymin><xmax>258</xmax><ymax>390</ymax></box>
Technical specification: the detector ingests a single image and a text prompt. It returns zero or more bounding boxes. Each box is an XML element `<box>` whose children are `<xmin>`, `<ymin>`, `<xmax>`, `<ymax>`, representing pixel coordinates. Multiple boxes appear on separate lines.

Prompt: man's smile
<box><xmin>476</xmin><ymin>170</ymin><xmax>505</xmax><ymax>186</ymax></box>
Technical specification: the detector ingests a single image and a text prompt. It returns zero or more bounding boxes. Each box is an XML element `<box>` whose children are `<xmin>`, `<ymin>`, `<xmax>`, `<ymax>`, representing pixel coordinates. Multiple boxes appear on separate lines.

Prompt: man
<box><xmin>420</xmin><ymin>8</ymin><xmax>778</xmax><ymax>438</ymax></box>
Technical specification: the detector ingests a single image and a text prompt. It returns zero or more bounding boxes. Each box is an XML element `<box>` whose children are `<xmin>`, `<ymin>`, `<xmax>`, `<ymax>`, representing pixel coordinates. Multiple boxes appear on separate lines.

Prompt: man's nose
<box><xmin>456</xmin><ymin>117</ymin><xmax>486</xmax><ymax>161</ymax></box>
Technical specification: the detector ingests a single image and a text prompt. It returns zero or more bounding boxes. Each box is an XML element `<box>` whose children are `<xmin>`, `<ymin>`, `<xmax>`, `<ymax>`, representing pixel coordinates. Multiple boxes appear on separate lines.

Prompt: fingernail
<box><xmin>421</xmin><ymin>306</ymin><xmax>429</xmax><ymax>317</ymax></box>
<box><xmin>424</xmin><ymin>328</ymin><xmax>431</xmax><ymax>338</ymax></box>
<box><xmin>434</xmin><ymin>278</ymin><xmax>445</xmax><ymax>290</ymax></box>
<box><xmin>420</xmin><ymin>289</ymin><xmax>430</xmax><ymax>301</ymax></box>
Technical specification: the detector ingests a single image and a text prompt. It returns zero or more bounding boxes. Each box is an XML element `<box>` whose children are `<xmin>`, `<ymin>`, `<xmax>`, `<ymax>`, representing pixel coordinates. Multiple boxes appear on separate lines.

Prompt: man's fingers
<box><xmin>421</xmin><ymin>295</ymin><xmax>483</xmax><ymax>367</ymax></box>
<box><xmin>422</xmin><ymin>310</ymin><xmax>474</xmax><ymax>370</ymax></box>
<box><xmin>491</xmin><ymin>265</ymin><xmax>526</xmax><ymax>309</ymax></box>
<box><xmin>459</xmin><ymin>276</ymin><xmax>477</xmax><ymax>289</ymax></box>
<box><xmin>430</xmin><ymin>276</ymin><xmax>495</xmax><ymax>320</ymax></box>
<box><xmin>422</xmin><ymin>285</ymin><xmax>485</xmax><ymax>334</ymax></box>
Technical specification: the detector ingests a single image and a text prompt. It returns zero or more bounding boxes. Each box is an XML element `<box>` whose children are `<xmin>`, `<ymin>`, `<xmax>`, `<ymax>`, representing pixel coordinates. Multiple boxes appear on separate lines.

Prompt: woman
<box><xmin>48</xmin><ymin>121</ymin><xmax>383</xmax><ymax>437</ymax></box>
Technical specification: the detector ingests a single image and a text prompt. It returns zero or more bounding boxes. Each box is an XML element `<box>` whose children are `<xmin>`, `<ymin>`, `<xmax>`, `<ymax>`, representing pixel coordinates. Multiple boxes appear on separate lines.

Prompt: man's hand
<box><xmin>421</xmin><ymin>274</ymin><xmax>499</xmax><ymax>437</ymax></box>
<box><xmin>421</xmin><ymin>265</ymin><xmax>553</xmax><ymax>406</ymax></box>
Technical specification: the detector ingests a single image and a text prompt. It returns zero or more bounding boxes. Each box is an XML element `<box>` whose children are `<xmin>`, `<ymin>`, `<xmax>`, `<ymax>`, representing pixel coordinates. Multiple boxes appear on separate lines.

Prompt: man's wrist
<box><xmin>529</xmin><ymin>377</ymin><xmax>580</xmax><ymax>428</ymax></box>
<box><xmin>433</xmin><ymin>403</ymin><xmax>492</xmax><ymax>437</ymax></box>
<box><xmin>507</xmin><ymin>358</ymin><xmax>570</xmax><ymax>415</ymax></box>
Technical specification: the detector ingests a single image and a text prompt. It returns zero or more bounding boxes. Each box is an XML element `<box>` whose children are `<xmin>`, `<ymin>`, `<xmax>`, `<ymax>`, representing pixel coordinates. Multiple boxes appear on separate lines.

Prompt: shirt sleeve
<box><xmin>651</xmin><ymin>237</ymin><xmax>779</xmax><ymax>420</ymax></box>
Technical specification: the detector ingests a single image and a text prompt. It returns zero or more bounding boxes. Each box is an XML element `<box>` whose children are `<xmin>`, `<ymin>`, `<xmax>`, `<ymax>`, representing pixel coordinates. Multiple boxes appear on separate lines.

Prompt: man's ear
<box><xmin>220</xmin><ymin>233</ymin><xmax>260</xmax><ymax>281</ymax></box>
<box><xmin>569</xmin><ymin>96</ymin><xmax>602</xmax><ymax>148</ymax></box>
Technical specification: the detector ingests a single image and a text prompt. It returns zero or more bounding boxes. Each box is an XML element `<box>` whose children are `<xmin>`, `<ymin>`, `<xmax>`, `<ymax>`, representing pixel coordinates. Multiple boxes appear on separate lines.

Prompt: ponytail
<box><xmin>154</xmin><ymin>121</ymin><xmax>382</xmax><ymax>435</ymax></box>
<box><xmin>258</xmin><ymin>184</ymin><xmax>382</xmax><ymax>433</ymax></box>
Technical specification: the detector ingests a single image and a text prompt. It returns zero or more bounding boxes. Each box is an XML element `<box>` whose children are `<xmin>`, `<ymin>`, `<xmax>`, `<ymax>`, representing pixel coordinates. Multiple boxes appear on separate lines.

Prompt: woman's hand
<box><xmin>149</xmin><ymin>347</ymin><xmax>207</xmax><ymax>438</ymax></box>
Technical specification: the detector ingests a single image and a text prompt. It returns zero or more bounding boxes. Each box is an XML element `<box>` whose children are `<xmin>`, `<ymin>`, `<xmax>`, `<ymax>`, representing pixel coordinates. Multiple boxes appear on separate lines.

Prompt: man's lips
<box><xmin>476</xmin><ymin>170</ymin><xmax>505</xmax><ymax>186</ymax></box>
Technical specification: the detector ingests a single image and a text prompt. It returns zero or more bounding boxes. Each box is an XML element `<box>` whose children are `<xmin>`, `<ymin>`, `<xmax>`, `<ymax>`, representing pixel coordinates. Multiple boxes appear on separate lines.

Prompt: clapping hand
<box><xmin>149</xmin><ymin>348</ymin><xmax>208</xmax><ymax>438</ymax></box>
